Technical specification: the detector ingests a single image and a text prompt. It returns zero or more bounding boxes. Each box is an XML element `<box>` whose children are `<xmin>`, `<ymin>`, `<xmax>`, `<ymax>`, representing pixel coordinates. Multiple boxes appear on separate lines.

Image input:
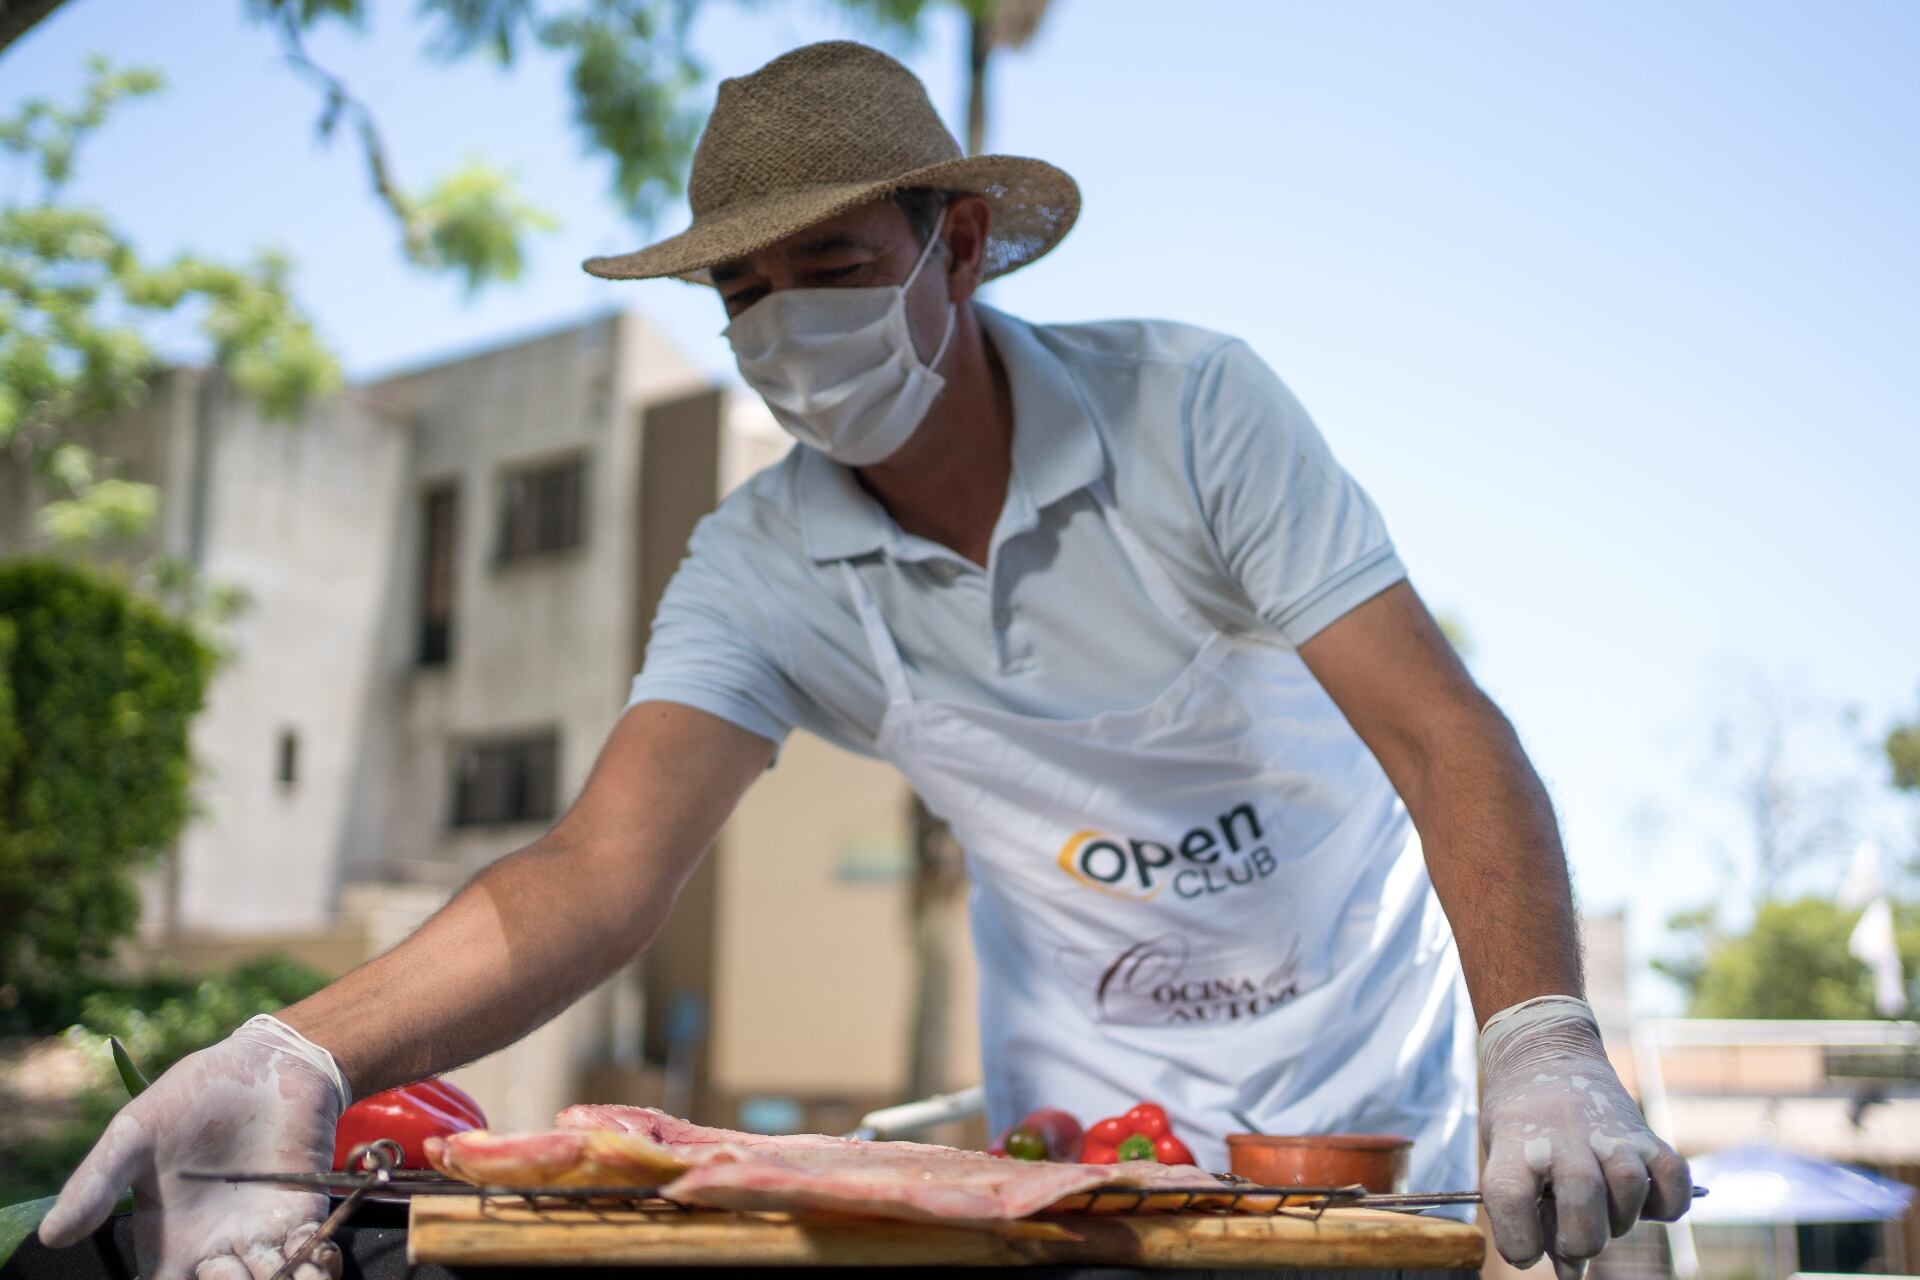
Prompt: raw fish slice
<box><xmin>660</xmin><ymin>1148</ymin><xmax>1208</xmax><ymax>1223</ymax></box>
<box><xmin>558</xmin><ymin>1104</ymin><xmax>900</xmax><ymax>1155</ymax></box>
<box><xmin>425</xmin><ymin>1128</ymin><xmax>686</xmax><ymax>1187</ymax></box>
<box><xmin>439</xmin><ymin>1106</ymin><xmax>1229</xmax><ymax>1224</ymax></box>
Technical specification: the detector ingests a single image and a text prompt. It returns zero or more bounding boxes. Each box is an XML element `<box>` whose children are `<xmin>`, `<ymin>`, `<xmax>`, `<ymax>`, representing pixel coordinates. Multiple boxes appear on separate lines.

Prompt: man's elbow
<box><xmin>469</xmin><ymin>832</ymin><xmax>679</xmax><ymax>962</ymax></box>
<box><xmin>1388</xmin><ymin>687</ymin><xmax>1533</xmax><ymax>818</ymax></box>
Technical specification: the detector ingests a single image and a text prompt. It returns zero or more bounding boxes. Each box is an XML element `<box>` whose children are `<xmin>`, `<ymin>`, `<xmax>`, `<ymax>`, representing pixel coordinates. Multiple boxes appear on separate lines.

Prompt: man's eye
<box><xmin>813</xmin><ymin>264</ymin><xmax>862</xmax><ymax>283</ymax></box>
<box><xmin>725</xmin><ymin>287</ymin><xmax>767</xmax><ymax>314</ymax></box>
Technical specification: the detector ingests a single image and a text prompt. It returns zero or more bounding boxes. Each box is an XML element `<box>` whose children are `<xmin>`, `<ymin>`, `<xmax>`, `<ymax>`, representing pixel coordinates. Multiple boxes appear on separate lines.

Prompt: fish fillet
<box><xmin>430</xmin><ymin>1105</ymin><xmax>1221</xmax><ymax>1223</ymax></box>
<box><xmin>425</xmin><ymin>1128</ymin><xmax>686</xmax><ymax>1187</ymax></box>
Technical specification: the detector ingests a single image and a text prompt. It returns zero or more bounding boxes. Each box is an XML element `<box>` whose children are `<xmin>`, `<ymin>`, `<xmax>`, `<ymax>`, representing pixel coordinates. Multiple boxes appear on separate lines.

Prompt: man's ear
<box><xmin>942</xmin><ymin>194</ymin><xmax>992</xmax><ymax>302</ymax></box>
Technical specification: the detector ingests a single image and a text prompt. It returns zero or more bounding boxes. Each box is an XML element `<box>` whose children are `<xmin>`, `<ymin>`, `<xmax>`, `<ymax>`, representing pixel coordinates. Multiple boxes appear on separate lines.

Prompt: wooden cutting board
<box><xmin>408</xmin><ymin>1196</ymin><xmax>1487</xmax><ymax>1269</ymax></box>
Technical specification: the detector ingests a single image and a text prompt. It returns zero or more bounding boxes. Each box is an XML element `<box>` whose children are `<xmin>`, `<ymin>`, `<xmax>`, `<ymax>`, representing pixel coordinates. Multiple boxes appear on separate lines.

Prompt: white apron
<box><xmin>839</xmin><ymin>492</ymin><xmax>1478</xmax><ymax>1193</ymax></box>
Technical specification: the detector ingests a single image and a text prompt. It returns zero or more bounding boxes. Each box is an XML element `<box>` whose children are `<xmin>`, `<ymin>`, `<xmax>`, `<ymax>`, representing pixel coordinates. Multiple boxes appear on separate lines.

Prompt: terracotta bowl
<box><xmin>1224</xmin><ymin>1133</ymin><xmax>1412</xmax><ymax>1193</ymax></box>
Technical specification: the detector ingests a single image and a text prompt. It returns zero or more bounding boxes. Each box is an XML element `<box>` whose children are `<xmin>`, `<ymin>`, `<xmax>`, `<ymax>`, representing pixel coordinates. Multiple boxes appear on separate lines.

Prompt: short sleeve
<box><xmin>1187</xmin><ymin>341</ymin><xmax>1406</xmax><ymax>644</ymax></box>
<box><xmin>627</xmin><ymin>513</ymin><xmax>807</xmax><ymax>747</ymax></box>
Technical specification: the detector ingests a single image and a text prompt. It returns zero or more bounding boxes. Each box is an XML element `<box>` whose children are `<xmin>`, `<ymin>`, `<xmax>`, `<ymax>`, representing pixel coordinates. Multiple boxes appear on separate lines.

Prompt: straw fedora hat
<box><xmin>582</xmin><ymin>40</ymin><xmax>1079</xmax><ymax>284</ymax></box>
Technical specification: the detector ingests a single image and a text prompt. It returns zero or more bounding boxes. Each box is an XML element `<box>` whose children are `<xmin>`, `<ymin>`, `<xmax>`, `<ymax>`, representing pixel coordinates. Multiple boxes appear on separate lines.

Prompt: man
<box><xmin>42</xmin><ymin>40</ymin><xmax>1689</xmax><ymax>1280</ymax></box>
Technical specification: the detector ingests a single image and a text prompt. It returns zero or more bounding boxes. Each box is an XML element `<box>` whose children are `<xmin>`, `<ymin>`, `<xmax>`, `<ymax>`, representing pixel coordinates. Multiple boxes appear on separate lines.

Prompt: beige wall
<box><xmin>708</xmin><ymin>730</ymin><xmax>979</xmax><ymax>1101</ymax></box>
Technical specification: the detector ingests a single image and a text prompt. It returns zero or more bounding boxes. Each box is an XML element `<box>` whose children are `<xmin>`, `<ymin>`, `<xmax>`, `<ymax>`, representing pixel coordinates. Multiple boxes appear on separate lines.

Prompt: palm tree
<box><xmin>963</xmin><ymin>0</ymin><xmax>1053</xmax><ymax>156</ymax></box>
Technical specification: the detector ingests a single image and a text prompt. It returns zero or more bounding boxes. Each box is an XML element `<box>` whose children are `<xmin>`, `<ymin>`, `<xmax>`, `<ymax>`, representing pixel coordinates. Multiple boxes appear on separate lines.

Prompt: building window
<box><xmin>276</xmin><ymin>729</ymin><xmax>299</xmax><ymax>786</ymax></box>
<box><xmin>419</xmin><ymin>484</ymin><xmax>458</xmax><ymax>665</ymax></box>
<box><xmin>496</xmin><ymin>455</ymin><xmax>585</xmax><ymax>564</ymax></box>
<box><xmin>451</xmin><ymin>732</ymin><xmax>559</xmax><ymax>827</ymax></box>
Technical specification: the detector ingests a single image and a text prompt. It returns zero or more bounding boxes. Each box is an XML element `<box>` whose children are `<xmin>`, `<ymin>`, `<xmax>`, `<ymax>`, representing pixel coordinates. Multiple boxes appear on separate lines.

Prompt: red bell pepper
<box><xmin>1080</xmin><ymin>1101</ymin><xmax>1195</xmax><ymax>1165</ymax></box>
<box><xmin>332</xmin><ymin>1078</ymin><xmax>486</xmax><ymax>1170</ymax></box>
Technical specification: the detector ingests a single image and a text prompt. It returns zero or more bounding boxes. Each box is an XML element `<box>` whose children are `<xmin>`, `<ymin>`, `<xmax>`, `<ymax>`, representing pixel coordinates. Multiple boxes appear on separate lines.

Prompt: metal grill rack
<box><xmin>186</xmin><ymin>1156</ymin><xmax>1709</xmax><ymax>1280</ymax></box>
<box><xmin>187</xmin><ymin>1167</ymin><xmax>1486</xmax><ymax>1220</ymax></box>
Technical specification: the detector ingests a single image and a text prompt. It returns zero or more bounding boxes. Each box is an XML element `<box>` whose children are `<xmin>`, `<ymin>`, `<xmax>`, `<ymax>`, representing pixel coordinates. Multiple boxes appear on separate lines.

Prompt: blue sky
<box><xmin>9</xmin><ymin>1</ymin><xmax>1917</xmax><ymax>1009</ymax></box>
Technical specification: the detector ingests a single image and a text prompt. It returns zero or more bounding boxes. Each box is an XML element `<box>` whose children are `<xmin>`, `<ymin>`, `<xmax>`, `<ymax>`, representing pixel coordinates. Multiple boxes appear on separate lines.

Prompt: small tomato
<box><xmin>1003</xmin><ymin>1125</ymin><xmax>1049</xmax><ymax>1161</ymax></box>
<box><xmin>1020</xmin><ymin>1107</ymin><xmax>1084</xmax><ymax>1162</ymax></box>
<box><xmin>1152</xmin><ymin>1133</ymin><xmax>1196</xmax><ymax>1165</ymax></box>
<box><xmin>1123</xmin><ymin>1102</ymin><xmax>1169</xmax><ymax>1138</ymax></box>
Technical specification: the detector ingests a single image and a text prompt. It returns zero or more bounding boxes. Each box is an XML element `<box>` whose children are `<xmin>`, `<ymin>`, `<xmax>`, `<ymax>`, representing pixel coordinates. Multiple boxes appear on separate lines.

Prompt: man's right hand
<box><xmin>39</xmin><ymin>1015</ymin><xmax>348</xmax><ymax>1280</ymax></box>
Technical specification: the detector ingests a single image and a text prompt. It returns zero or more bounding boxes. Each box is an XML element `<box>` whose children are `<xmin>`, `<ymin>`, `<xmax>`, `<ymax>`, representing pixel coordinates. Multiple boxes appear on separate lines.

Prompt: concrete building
<box><xmin>1</xmin><ymin>311</ymin><xmax>978</xmax><ymax>1135</ymax></box>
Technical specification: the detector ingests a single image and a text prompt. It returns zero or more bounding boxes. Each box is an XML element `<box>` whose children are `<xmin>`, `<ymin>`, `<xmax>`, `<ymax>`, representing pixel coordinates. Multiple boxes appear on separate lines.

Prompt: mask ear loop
<box><xmin>925</xmin><ymin>299</ymin><xmax>957</xmax><ymax>373</ymax></box>
<box><xmin>905</xmin><ymin>211</ymin><xmax>958</xmax><ymax>373</ymax></box>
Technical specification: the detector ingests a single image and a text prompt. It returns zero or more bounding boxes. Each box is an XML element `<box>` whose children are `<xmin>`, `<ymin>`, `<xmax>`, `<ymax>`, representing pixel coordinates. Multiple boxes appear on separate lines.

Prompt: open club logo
<box><xmin>1056</xmin><ymin>803</ymin><xmax>1278</xmax><ymax>901</ymax></box>
<box><xmin>1062</xmin><ymin>933</ymin><xmax>1305</xmax><ymax>1025</ymax></box>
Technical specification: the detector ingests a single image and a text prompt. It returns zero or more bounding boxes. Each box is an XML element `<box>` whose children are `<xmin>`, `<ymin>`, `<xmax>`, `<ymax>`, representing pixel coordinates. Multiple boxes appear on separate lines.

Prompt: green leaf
<box><xmin>412</xmin><ymin>159</ymin><xmax>557</xmax><ymax>294</ymax></box>
<box><xmin>2</xmin><ymin>59</ymin><xmax>338</xmax><ymax>547</ymax></box>
<box><xmin>38</xmin><ymin>478</ymin><xmax>160</xmax><ymax>547</ymax></box>
<box><xmin>0</xmin><ymin>1196</ymin><xmax>58</xmax><ymax>1269</ymax></box>
<box><xmin>110</xmin><ymin>1035</ymin><xmax>150</xmax><ymax>1097</ymax></box>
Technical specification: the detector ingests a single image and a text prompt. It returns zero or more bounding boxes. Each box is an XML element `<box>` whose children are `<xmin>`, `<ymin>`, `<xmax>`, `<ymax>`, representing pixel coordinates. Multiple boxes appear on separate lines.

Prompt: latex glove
<box><xmin>39</xmin><ymin>1014</ymin><xmax>351</xmax><ymax>1280</ymax></box>
<box><xmin>1479</xmin><ymin>995</ymin><xmax>1691</xmax><ymax>1280</ymax></box>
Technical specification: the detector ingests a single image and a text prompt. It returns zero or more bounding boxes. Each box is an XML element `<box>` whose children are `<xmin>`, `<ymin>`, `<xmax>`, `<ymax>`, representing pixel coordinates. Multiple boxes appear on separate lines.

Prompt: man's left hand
<box><xmin>1479</xmin><ymin>996</ymin><xmax>1692</xmax><ymax>1280</ymax></box>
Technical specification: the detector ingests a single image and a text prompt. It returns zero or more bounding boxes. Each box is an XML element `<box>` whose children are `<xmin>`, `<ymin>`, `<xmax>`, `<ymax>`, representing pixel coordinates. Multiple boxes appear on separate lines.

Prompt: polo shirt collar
<box><xmin>795</xmin><ymin>303</ymin><xmax>1106</xmax><ymax>563</ymax></box>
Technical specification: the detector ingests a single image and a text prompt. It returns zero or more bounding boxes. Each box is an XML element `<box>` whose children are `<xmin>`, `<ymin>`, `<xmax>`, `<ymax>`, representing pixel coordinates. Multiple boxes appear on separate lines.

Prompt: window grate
<box><xmin>451</xmin><ymin>733</ymin><xmax>560</xmax><ymax>827</ymax></box>
<box><xmin>497</xmin><ymin>456</ymin><xmax>586</xmax><ymax>564</ymax></box>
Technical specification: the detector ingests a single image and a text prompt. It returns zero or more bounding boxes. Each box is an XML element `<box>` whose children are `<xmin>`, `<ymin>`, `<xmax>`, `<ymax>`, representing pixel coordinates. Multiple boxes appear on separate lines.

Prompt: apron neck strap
<box><xmin>1089</xmin><ymin>481</ymin><xmax>1217</xmax><ymax>647</ymax></box>
<box><xmin>839</xmin><ymin>560</ymin><xmax>915</xmax><ymax>705</ymax></box>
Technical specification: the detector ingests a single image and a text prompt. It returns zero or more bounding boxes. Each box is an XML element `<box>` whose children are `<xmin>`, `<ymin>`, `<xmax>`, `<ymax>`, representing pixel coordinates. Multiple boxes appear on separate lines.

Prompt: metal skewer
<box><xmin>183</xmin><ymin>1159</ymin><xmax>1712</xmax><ymax>1212</ymax></box>
<box><xmin>186</xmin><ymin>1158</ymin><xmax>1706</xmax><ymax>1226</ymax></box>
<box><xmin>185</xmin><ymin>1168</ymin><xmax>490</xmax><ymax>1194</ymax></box>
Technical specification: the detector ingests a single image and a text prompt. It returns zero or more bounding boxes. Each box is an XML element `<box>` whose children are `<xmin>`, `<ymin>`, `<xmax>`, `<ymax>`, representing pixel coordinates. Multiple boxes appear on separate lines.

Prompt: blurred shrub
<box><xmin>1659</xmin><ymin>896</ymin><xmax>1920</xmax><ymax>1019</ymax></box>
<box><xmin>0</xmin><ymin>559</ymin><xmax>213</xmax><ymax>995</ymax></box>
<box><xmin>69</xmin><ymin>955</ymin><xmax>328</xmax><ymax>1079</ymax></box>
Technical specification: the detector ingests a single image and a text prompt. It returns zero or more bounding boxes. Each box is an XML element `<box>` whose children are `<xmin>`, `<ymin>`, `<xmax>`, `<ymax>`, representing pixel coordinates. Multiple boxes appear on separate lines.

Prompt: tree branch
<box><xmin>272</xmin><ymin>7</ymin><xmax>429</xmax><ymax>262</ymax></box>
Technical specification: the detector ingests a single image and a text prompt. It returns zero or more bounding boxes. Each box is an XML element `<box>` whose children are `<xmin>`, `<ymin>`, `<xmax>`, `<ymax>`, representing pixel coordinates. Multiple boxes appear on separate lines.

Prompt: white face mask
<box><xmin>722</xmin><ymin>228</ymin><xmax>956</xmax><ymax>467</ymax></box>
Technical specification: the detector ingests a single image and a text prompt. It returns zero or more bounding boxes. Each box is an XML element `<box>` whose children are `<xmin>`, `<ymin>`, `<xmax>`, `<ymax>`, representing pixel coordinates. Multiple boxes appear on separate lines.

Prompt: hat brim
<box><xmin>580</xmin><ymin>154</ymin><xmax>1079</xmax><ymax>285</ymax></box>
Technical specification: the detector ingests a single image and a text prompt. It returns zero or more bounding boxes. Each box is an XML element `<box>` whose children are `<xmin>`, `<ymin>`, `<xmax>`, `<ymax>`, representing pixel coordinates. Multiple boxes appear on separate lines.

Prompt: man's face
<box><xmin>713</xmin><ymin>197</ymin><xmax>964</xmax><ymax>372</ymax></box>
<box><xmin>711</xmin><ymin>199</ymin><xmax>934</xmax><ymax>321</ymax></box>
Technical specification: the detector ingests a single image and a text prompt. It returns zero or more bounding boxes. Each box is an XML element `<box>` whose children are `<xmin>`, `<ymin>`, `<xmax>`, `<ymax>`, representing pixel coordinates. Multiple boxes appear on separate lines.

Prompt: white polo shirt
<box><xmin>628</xmin><ymin>305</ymin><xmax>1405</xmax><ymax>755</ymax></box>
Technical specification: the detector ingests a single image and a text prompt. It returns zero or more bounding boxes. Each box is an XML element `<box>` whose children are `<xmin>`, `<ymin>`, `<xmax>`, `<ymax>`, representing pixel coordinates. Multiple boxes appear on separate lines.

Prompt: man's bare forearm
<box><xmin>1298</xmin><ymin>583</ymin><xmax>1583</xmax><ymax>1028</ymax></box>
<box><xmin>277</xmin><ymin>837</ymin><xmax>666</xmax><ymax>1096</ymax></box>
<box><xmin>277</xmin><ymin>702</ymin><xmax>776</xmax><ymax>1096</ymax></box>
<box><xmin>1394</xmin><ymin>700</ymin><xmax>1584</xmax><ymax>1026</ymax></box>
